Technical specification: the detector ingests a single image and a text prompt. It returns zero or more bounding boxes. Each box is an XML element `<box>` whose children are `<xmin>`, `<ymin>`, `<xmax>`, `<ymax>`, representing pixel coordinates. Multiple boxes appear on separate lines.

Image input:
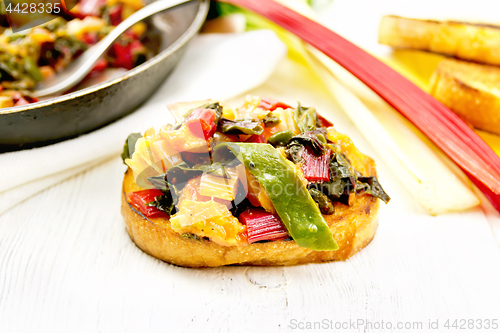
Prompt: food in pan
<box><xmin>0</xmin><ymin>0</ymin><xmax>154</xmax><ymax>108</ymax></box>
<box><xmin>120</xmin><ymin>96</ymin><xmax>390</xmax><ymax>267</ymax></box>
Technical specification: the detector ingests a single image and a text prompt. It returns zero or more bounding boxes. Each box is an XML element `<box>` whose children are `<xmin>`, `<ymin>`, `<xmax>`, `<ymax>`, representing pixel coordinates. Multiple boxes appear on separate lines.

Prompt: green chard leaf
<box><xmin>121</xmin><ymin>133</ymin><xmax>142</xmax><ymax>163</ymax></box>
<box><xmin>163</xmin><ymin>159</ymin><xmax>241</xmax><ymax>192</ymax></box>
<box><xmin>24</xmin><ymin>57</ymin><xmax>43</xmax><ymax>82</ymax></box>
<box><xmin>285</xmin><ymin>132</ymin><xmax>326</xmax><ymax>163</ymax></box>
<box><xmin>294</xmin><ymin>103</ymin><xmax>318</xmax><ymax>133</ymax></box>
<box><xmin>183</xmin><ymin>102</ymin><xmax>223</xmax><ymax>125</ymax></box>
<box><xmin>213</xmin><ymin>103</ymin><xmax>223</xmax><ymax>126</ymax></box>
<box><xmin>262</xmin><ymin>111</ymin><xmax>281</xmax><ymax>127</ymax></box>
<box><xmin>181</xmin><ymin>233</ymin><xmax>202</xmax><ymax>243</ymax></box>
<box><xmin>218</xmin><ymin>118</ymin><xmax>264</xmax><ymax>135</ymax></box>
<box><xmin>268</xmin><ymin>130</ymin><xmax>295</xmax><ymax>146</ymax></box>
<box><xmin>146</xmin><ymin>173</ymin><xmax>179</xmax><ymax>216</ymax></box>
<box><xmin>54</xmin><ymin>36</ymin><xmax>88</xmax><ymax>57</ymax></box>
<box><xmin>308</xmin><ymin>145</ymin><xmax>390</xmax><ymax>205</ymax></box>
<box><xmin>308</xmin><ymin>188</ymin><xmax>334</xmax><ymax>215</ymax></box>
<box><xmin>213</xmin><ymin>142</ymin><xmax>338</xmax><ymax>251</ymax></box>
<box><xmin>356</xmin><ymin>176</ymin><xmax>391</xmax><ymax>203</ymax></box>
<box><xmin>328</xmin><ymin>145</ymin><xmax>356</xmax><ymax>180</ymax></box>
<box><xmin>146</xmin><ymin>194</ymin><xmax>177</xmax><ymax>216</ymax></box>
<box><xmin>148</xmin><ymin>173</ymin><xmax>170</xmax><ymax>192</ymax></box>
<box><xmin>306</xmin><ymin>145</ymin><xmax>357</xmax><ymax>204</ymax></box>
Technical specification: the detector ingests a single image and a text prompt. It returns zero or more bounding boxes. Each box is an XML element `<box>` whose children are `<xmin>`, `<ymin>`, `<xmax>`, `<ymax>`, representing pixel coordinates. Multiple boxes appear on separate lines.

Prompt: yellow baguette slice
<box><xmin>429</xmin><ymin>58</ymin><xmax>500</xmax><ymax>136</ymax></box>
<box><xmin>379</xmin><ymin>15</ymin><xmax>500</xmax><ymax>66</ymax></box>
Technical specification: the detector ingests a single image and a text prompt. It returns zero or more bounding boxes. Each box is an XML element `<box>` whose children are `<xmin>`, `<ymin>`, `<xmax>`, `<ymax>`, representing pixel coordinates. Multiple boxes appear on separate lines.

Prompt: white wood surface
<box><xmin>2</xmin><ymin>1</ymin><xmax>500</xmax><ymax>332</ymax></box>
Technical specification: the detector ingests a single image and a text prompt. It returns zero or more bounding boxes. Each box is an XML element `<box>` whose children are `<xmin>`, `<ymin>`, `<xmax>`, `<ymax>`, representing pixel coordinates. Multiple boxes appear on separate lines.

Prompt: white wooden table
<box><xmin>2</xmin><ymin>1</ymin><xmax>500</xmax><ymax>332</ymax></box>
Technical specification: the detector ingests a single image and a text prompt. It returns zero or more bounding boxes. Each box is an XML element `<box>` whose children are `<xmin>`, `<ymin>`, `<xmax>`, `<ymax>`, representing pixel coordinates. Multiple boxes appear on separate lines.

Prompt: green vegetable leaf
<box><xmin>309</xmin><ymin>188</ymin><xmax>334</xmax><ymax>215</ymax></box>
<box><xmin>146</xmin><ymin>173</ymin><xmax>179</xmax><ymax>215</ymax></box>
<box><xmin>309</xmin><ymin>145</ymin><xmax>390</xmax><ymax>205</ymax></box>
<box><xmin>181</xmin><ymin>233</ymin><xmax>202</xmax><ymax>243</ymax></box>
<box><xmin>285</xmin><ymin>132</ymin><xmax>325</xmax><ymax>163</ymax></box>
<box><xmin>328</xmin><ymin>145</ymin><xmax>355</xmax><ymax>180</ymax></box>
<box><xmin>262</xmin><ymin>111</ymin><xmax>281</xmax><ymax>127</ymax></box>
<box><xmin>24</xmin><ymin>57</ymin><xmax>43</xmax><ymax>82</ymax></box>
<box><xmin>164</xmin><ymin>160</ymin><xmax>240</xmax><ymax>191</ymax></box>
<box><xmin>218</xmin><ymin>118</ymin><xmax>264</xmax><ymax>135</ymax></box>
<box><xmin>146</xmin><ymin>194</ymin><xmax>176</xmax><ymax>216</ymax></box>
<box><xmin>183</xmin><ymin>102</ymin><xmax>223</xmax><ymax>125</ymax></box>
<box><xmin>148</xmin><ymin>173</ymin><xmax>170</xmax><ymax>192</ymax></box>
<box><xmin>356</xmin><ymin>176</ymin><xmax>391</xmax><ymax>203</ymax></box>
<box><xmin>121</xmin><ymin>133</ymin><xmax>142</xmax><ymax>163</ymax></box>
<box><xmin>213</xmin><ymin>103</ymin><xmax>223</xmax><ymax>126</ymax></box>
<box><xmin>214</xmin><ymin>142</ymin><xmax>338</xmax><ymax>251</ymax></box>
<box><xmin>294</xmin><ymin>103</ymin><xmax>318</xmax><ymax>133</ymax></box>
<box><xmin>268</xmin><ymin>130</ymin><xmax>295</xmax><ymax>146</ymax></box>
<box><xmin>310</xmin><ymin>179</ymin><xmax>351</xmax><ymax>203</ymax></box>
<box><xmin>54</xmin><ymin>36</ymin><xmax>88</xmax><ymax>57</ymax></box>
<box><xmin>167</xmin><ymin>161</ymin><xmax>230</xmax><ymax>178</ymax></box>
<box><xmin>306</xmin><ymin>144</ymin><xmax>357</xmax><ymax>204</ymax></box>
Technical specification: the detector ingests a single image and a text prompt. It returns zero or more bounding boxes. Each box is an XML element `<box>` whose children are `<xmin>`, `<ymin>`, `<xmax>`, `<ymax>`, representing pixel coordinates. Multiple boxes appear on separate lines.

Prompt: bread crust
<box><xmin>121</xmin><ymin>166</ymin><xmax>380</xmax><ymax>268</ymax></box>
<box><xmin>379</xmin><ymin>15</ymin><xmax>500</xmax><ymax>66</ymax></box>
<box><xmin>430</xmin><ymin>59</ymin><xmax>500</xmax><ymax>136</ymax></box>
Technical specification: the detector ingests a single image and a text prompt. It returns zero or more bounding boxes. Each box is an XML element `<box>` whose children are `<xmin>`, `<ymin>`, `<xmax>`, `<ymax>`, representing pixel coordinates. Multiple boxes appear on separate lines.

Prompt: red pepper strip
<box><xmin>127</xmin><ymin>190</ymin><xmax>168</xmax><ymax>218</ymax></box>
<box><xmin>80</xmin><ymin>32</ymin><xmax>98</xmax><ymax>45</ymax></box>
<box><xmin>301</xmin><ymin>146</ymin><xmax>331</xmax><ymax>182</ymax></box>
<box><xmin>245</xmin><ymin>134</ymin><xmax>266</xmax><ymax>143</ymax></box>
<box><xmin>91</xmin><ymin>59</ymin><xmax>108</xmax><ymax>73</ymax></box>
<box><xmin>11</xmin><ymin>93</ymin><xmax>37</xmax><ymax>106</ymax></box>
<box><xmin>125</xmin><ymin>30</ymin><xmax>139</xmax><ymax>39</ymax></box>
<box><xmin>129</xmin><ymin>40</ymin><xmax>147</xmax><ymax>58</ymax></box>
<box><xmin>109</xmin><ymin>38</ymin><xmax>145</xmax><ymax>70</ymax></box>
<box><xmin>77</xmin><ymin>0</ymin><xmax>106</xmax><ymax>17</ymax></box>
<box><xmin>186</xmin><ymin>108</ymin><xmax>217</xmax><ymax>139</ymax></box>
<box><xmin>109</xmin><ymin>42</ymin><xmax>135</xmax><ymax>69</ymax></box>
<box><xmin>258</xmin><ymin>97</ymin><xmax>291</xmax><ymax>111</ymax></box>
<box><xmin>109</xmin><ymin>4</ymin><xmax>124</xmax><ymax>26</ymax></box>
<box><xmin>14</xmin><ymin>97</ymin><xmax>30</xmax><ymax>106</ymax></box>
<box><xmin>27</xmin><ymin>95</ymin><xmax>38</xmax><ymax>103</ymax></box>
<box><xmin>316</xmin><ymin>112</ymin><xmax>333</xmax><ymax>128</ymax></box>
<box><xmin>9</xmin><ymin>91</ymin><xmax>22</xmax><ymax>101</ymax></box>
<box><xmin>239</xmin><ymin>207</ymin><xmax>289</xmax><ymax>243</ymax></box>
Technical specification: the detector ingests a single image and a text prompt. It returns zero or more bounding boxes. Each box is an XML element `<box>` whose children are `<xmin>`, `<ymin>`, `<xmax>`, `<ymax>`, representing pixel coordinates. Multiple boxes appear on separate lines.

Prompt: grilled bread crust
<box><xmin>430</xmin><ymin>58</ymin><xmax>500</xmax><ymax>136</ymax></box>
<box><xmin>379</xmin><ymin>15</ymin><xmax>500</xmax><ymax>66</ymax></box>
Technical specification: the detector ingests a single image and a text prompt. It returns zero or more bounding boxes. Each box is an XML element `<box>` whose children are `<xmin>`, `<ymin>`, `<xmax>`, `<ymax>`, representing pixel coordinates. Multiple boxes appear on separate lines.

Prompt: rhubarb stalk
<box><xmin>239</xmin><ymin>207</ymin><xmax>289</xmax><ymax>243</ymax></box>
<box><xmin>220</xmin><ymin>0</ymin><xmax>500</xmax><ymax>212</ymax></box>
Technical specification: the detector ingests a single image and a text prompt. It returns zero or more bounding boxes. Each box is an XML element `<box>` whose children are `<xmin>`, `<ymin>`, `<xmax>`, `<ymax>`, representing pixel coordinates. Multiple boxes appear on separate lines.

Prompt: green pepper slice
<box><xmin>24</xmin><ymin>57</ymin><xmax>43</xmax><ymax>82</ymax></box>
<box><xmin>214</xmin><ymin>143</ymin><xmax>338</xmax><ymax>251</ymax></box>
<box><xmin>267</xmin><ymin>130</ymin><xmax>294</xmax><ymax>146</ymax></box>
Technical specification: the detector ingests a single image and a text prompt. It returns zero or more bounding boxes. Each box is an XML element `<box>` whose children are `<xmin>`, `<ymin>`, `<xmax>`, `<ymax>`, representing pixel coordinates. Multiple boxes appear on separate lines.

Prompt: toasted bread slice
<box><xmin>429</xmin><ymin>58</ymin><xmax>500</xmax><ymax>136</ymax></box>
<box><xmin>379</xmin><ymin>15</ymin><xmax>500</xmax><ymax>66</ymax></box>
<box><xmin>121</xmin><ymin>145</ymin><xmax>381</xmax><ymax>267</ymax></box>
<box><xmin>121</xmin><ymin>170</ymin><xmax>379</xmax><ymax>267</ymax></box>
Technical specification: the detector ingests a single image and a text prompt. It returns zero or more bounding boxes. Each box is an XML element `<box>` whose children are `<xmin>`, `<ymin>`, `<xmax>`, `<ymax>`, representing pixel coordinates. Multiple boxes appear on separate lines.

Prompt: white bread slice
<box><xmin>379</xmin><ymin>15</ymin><xmax>500</xmax><ymax>66</ymax></box>
<box><xmin>121</xmin><ymin>137</ymin><xmax>381</xmax><ymax>268</ymax></box>
<box><xmin>429</xmin><ymin>58</ymin><xmax>500</xmax><ymax>136</ymax></box>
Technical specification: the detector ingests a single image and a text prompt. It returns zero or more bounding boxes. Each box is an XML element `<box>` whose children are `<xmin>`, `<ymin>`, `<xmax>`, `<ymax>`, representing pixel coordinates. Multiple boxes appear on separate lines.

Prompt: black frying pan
<box><xmin>0</xmin><ymin>0</ymin><xmax>209</xmax><ymax>151</ymax></box>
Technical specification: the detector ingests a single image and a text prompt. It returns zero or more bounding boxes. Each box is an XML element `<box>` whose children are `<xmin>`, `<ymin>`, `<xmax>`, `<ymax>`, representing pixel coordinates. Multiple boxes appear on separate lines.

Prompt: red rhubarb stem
<box><xmin>239</xmin><ymin>208</ymin><xmax>289</xmax><ymax>243</ymax></box>
<box><xmin>301</xmin><ymin>147</ymin><xmax>331</xmax><ymax>182</ymax></box>
<box><xmin>221</xmin><ymin>0</ymin><xmax>500</xmax><ymax>212</ymax></box>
